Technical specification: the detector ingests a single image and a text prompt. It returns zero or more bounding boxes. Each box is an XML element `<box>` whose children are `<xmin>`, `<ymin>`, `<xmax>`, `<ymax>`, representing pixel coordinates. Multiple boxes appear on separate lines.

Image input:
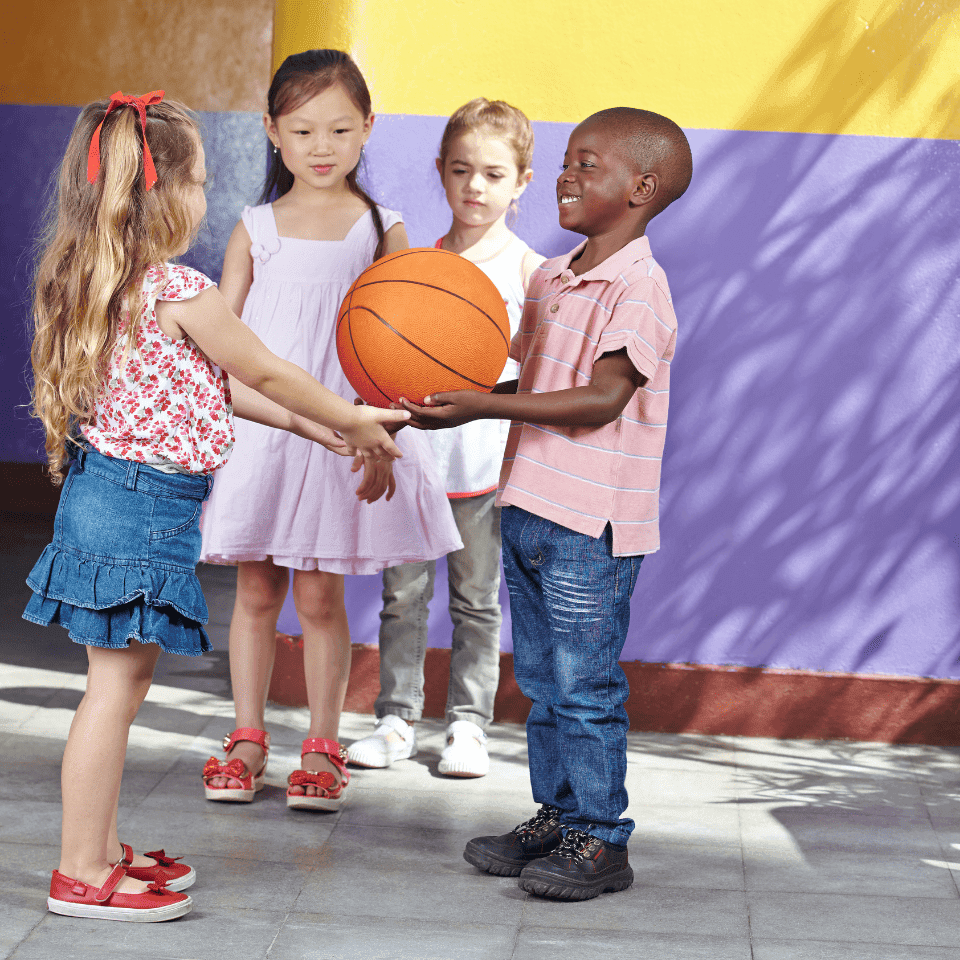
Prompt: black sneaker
<box><xmin>518</xmin><ymin>829</ymin><xmax>634</xmax><ymax>900</ymax></box>
<box><xmin>463</xmin><ymin>805</ymin><xmax>565</xmax><ymax>877</ymax></box>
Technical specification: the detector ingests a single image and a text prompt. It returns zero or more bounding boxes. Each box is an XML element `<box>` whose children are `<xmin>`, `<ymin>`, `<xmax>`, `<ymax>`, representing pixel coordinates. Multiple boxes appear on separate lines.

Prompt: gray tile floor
<box><xmin>4</xmin><ymin>516</ymin><xmax>960</xmax><ymax>958</ymax></box>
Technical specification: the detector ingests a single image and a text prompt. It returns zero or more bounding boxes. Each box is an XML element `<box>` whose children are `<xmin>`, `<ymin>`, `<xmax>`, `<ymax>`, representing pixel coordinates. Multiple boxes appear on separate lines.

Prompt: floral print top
<box><xmin>84</xmin><ymin>264</ymin><xmax>234</xmax><ymax>475</ymax></box>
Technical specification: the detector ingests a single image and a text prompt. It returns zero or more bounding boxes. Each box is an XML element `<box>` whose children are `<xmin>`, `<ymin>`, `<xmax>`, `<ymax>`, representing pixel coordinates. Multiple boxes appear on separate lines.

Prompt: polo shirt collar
<box><xmin>545</xmin><ymin>235</ymin><xmax>652</xmax><ymax>284</ymax></box>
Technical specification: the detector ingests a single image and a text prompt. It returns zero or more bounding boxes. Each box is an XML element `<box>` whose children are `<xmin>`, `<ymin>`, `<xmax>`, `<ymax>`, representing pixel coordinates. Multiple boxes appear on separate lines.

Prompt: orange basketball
<box><xmin>336</xmin><ymin>247</ymin><xmax>510</xmax><ymax>408</ymax></box>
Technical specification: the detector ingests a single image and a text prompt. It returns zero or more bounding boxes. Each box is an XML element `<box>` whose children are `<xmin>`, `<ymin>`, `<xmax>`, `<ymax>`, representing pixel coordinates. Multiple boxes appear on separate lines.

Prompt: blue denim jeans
<box><xmin>501</xmin><ymin>505</ymin><xmax>643</xmax><ymax>846</ymax></box>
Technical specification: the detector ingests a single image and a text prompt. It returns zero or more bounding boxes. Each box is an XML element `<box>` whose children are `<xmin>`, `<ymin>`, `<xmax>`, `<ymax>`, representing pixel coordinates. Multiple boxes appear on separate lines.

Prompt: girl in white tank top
<box><xmin>348</xmin><ymin>99</ymin><xmax>545</xmax><ymax>778</ymax></box>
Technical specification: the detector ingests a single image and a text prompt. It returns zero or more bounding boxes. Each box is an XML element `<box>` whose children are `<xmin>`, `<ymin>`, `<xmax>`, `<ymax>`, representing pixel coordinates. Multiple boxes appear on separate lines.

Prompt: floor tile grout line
<box><xmin>11</xmin><ymin>639</ymin><xmax>960</xmax><ymax>952</ymax></box>
<box><xmin>5</xmin><ymin>908</ymin><xmax>47</xmax><ymax>960</ymax></box>
<box><xmin>922</xmin><ymin>771</ymin><xmax>960</xmax><ymax>902</ymax></box>
<box><xmin>509</xmin><ymin>896</ymin><xmax>525</xmax><ymax>960</ymax></box>
<box><xmin>264</xmin><ymin>910</ymin><xmax>292</xmax><ymax>960</ymax></box>
<box><xmin>736</xmin><ymin>754</ymin><xmax>755</xmax><ymax>959</ymax></box>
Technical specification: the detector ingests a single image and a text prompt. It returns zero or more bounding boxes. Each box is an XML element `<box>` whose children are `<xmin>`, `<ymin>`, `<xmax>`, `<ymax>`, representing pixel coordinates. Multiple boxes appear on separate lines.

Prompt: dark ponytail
<box><xmin>259</xmin><ymin>49</ymin><xmax>386</xmax><ymax>262</ymax></box>
<box><xmin>346</xmin><ymin>154</ymin><xmax>385</xmax><ymax>261</ymax></box>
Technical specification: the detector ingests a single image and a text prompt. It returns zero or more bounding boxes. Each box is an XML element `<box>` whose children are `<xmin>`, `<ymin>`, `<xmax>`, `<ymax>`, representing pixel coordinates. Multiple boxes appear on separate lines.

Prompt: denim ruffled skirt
<box><xmin>23</xmin><ymin>445</ymin><xmax>214</xmax><ymax>657</ymax></box>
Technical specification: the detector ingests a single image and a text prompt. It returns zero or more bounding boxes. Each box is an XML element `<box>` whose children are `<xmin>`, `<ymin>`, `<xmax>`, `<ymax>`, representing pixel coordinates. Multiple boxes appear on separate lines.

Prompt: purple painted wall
<box><xmin>345</xmin><ymin>120</ymin><xmax>960</xmax><ymax>679</ymax></box>
<box><xmin>0</xmin><ymin>105</ymin><xmax>265</xmax><ymax>462</ymax></box>
<box><xmin>647</xmin><ymin>129</ymin><xmax>960</xmax><ymax>678</ymax></box>
<box><xmin>3</xmin><ymin>106</ymin><xmax>958</xmax><ymax>679</ymax></box>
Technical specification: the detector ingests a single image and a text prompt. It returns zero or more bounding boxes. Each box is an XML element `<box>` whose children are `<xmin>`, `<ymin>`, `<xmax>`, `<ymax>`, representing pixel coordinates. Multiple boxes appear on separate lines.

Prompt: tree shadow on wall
<box><xmin>741</xmin><ymin>0</ymin><xmax>960</xmax><ymax>140</ymax></box>
<box><xmin>558</xmin><ymin>0</ymin><xmax>960</xmax><ymax>728</ymax></box>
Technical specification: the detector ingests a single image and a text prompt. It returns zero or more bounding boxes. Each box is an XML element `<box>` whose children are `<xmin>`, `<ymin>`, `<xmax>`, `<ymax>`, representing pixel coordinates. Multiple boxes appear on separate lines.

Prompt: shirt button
<box><xmin>561</xmin><ymin>273</ymin><xmax>572</xmax><ymax>284</ymax></box>
<box><xmin>549</xmin><ymin>303</ymin><xmax>559</xmax><ymax>313</ymax></box>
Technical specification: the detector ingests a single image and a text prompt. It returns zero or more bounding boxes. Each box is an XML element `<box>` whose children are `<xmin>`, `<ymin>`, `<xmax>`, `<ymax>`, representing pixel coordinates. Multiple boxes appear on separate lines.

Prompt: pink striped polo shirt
<box><xmin>496</xmin><ymin>235</ymin><xmax>677</xmax><ymax>556</ymax></box>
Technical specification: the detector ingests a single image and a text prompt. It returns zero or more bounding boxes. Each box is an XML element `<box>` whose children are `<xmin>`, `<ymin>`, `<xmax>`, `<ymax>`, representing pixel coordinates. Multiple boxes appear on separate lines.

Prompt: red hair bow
<box><xmin>87</xmin><ymin>90</ymin><xmax>165</xmax><ymax>190</ymax></box>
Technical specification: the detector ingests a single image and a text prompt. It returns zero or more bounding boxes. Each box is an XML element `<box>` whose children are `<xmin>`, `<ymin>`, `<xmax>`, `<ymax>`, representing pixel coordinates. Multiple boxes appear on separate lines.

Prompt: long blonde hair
<box><xmin>31</xmin><ymin>96</ymin><xmax>202</xmax><ymax>482</ymax></box>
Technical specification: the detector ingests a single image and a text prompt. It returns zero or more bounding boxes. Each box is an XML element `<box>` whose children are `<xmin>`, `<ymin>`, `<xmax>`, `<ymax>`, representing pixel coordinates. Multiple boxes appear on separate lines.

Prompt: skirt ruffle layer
<box><xmin>24</xmin><ymin>544</ymin><xmax>210</xmax><ymax>657</ymax></box>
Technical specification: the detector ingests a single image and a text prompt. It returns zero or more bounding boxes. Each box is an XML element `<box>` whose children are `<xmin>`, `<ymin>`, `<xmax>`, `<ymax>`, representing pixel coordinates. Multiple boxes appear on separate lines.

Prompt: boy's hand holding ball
<box><xmin>400</xmin><ymin>391</ymin><xmax>488</xmax><ymax>430</ymax></box>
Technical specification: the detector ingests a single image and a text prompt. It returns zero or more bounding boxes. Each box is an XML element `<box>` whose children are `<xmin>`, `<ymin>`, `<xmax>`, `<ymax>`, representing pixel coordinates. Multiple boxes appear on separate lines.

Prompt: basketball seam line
<box><xmin>368</xmin><ymin>248</ymin><xmax>456</xmax><ymax>266</ymax></box>
<box><xmin>346</xmin><ymin>278</ymin><xmax>509</xmax><ymax>350</ymax></box>
<box><xmin>343</xmin><ymin>286</ymin><xmax>393</xmax><ymax>405</ymax></box>
<box><xmin>348</xmin><ymin>305</ymin><xmax>497</xmax><ymax>391</ymax></box>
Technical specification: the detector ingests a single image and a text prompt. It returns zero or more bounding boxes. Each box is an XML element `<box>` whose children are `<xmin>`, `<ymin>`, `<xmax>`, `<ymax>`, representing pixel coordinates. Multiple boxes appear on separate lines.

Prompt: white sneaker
<box><xmin>347</xmin><ymin>714</ymin><xmax>417</xmax><ymax>768</ymax></box>
<box><xmin>438</xmin><ymin>720</ymin><xmax>489</xmax><ymax>778</ymax></box>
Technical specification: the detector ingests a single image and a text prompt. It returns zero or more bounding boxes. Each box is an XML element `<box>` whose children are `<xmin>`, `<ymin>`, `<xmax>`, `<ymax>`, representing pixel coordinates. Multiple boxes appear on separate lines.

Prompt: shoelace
<box><xmin>513</xmin><ymin>804</ymin><xmax>563</xmax><ymax>837</ymax></box>
<box><xmin>552</xmin><ymin>829</ymin><xmax>595</xmax><ymax>865</ymax></box>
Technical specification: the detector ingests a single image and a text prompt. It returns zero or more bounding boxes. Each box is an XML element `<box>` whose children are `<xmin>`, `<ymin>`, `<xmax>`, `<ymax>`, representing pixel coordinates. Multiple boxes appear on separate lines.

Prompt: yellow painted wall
<box><xmin>1</xmin><ymin>0</ymin><xmax>273</xmax><ymax>111</ymax></box>
<box><xmin>275</xmin><ymin>0</ymin><xmax>960</xmax><ymax>140</ymax></box>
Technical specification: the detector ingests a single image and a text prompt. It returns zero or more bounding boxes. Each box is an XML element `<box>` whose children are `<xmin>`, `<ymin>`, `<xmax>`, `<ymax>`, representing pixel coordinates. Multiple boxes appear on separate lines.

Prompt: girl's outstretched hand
<box><xmin>307</xmin><ymin>424</ymin><xmax>353</xmax><ymax>456</ymax></box>
<box><xmin>340</xmin><ymin>404</ymin><xmax>409</xmax><ymax>460</ymax></box>
<box><xmin>354</xmin><ymin>396</ymin><xmax>406</xmax><ymax>435</ymax></box>
<box><xmin>400</xmin><ymin>391</ymin><xmax>485</xmax><ymax>430</ymax></box>
<box><xmin>351</xmin><ymin>455</ymin><xmax>396</xmax><ymax>503</ymax></box>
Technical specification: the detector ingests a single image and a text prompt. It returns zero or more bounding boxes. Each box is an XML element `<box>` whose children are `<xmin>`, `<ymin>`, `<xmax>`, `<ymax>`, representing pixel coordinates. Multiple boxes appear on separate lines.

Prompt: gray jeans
<box><xmin>376</xmin><ymin>492</ymin><xmax>502</xmax><ymax>728</ymax></box>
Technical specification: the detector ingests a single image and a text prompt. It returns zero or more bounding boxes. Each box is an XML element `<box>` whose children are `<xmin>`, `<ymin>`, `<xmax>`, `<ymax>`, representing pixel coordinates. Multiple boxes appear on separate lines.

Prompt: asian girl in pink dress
<box><xmin>200</xmin><ymin>50</ymin><xmax>460</xmax><ymax>812</ymax></box>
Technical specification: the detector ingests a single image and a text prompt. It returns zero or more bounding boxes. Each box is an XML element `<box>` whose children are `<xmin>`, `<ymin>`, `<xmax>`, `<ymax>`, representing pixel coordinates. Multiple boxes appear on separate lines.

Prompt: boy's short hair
<box><xmin>586</xmin><ymin>107</ymin><xmax>693</xmax><ymax>212</ymax></box>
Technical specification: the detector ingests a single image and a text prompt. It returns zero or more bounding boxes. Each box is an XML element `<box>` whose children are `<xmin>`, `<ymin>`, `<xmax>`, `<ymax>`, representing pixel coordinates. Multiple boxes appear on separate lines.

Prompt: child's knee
<box><xmin>291</xmin><ymin>572</ymin><xmax>344</xmax><ymax>627</ymax></box>
<box><xmin>295</xmin><ymin>598</ymin><xmax>344</xmax><ymax>629</ymax></box>
<box><xmin>81</xmin><ymin>680</ymin><xmax>150</xmax><ymax>724</ymax></box>
<box><xmin>237</xmin><ymin>564</ymin><xmax>288</xmax><ymax>616</ymax></box>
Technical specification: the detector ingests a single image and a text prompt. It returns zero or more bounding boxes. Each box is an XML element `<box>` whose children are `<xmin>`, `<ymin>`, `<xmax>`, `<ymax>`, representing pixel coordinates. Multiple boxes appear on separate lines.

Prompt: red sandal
<box><xmin>202</xmin><ymin>727</ymin><xmax>270</xmax><ymax>802</ymax></box>
<box><xmin>47</xmin><ymin>863</ymin><xmax>191</xmax><ymax>922</ymax></box>
<box><xmin>114</xmin><ymin>842</ymin><xmax>196</xmax><ymax>892</ymax></box>
<box><xmin>286</xmin><ymin>737</ymin><xmax>350</xmax><ymax>811</ymax></box>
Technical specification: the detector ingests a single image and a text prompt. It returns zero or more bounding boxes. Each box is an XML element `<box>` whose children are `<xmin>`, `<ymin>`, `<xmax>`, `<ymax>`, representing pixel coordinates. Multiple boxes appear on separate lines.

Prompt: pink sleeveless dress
<box><xmin>200</xmin><ymin>203</ymin><xmax>461</xmax><ymax>574</ymax></box>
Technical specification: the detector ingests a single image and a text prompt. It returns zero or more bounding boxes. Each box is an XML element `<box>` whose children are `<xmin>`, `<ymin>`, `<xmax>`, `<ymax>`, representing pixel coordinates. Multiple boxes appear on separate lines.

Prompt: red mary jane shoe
<box><xmin>286</xmin><ymin>737</ymin><xmax>350</xmax><ymax>812</ymax></box>
<box><xmin>203</xmin><ymin>727</ymin><xmax>270</xmax><ymax>802</ymax></box>
<box><xmin>47</xmin><ymin>864</ymin><xmax>192</xmax><ymax>922</ymax></box>
<box><xmin>115</xmin><ymin>842</ymin><xmax>196</xmax><ymax>892</ymax></box>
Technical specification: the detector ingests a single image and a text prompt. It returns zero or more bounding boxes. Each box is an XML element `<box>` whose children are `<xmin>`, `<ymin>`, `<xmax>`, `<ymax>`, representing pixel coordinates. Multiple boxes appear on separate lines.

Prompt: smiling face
<box><xmin>557</xmin><ymin>118</ymin><xmax>642</xmax><ymax>237</ymax></box>
<box><xmin>265</xmin><ymin>82</ymin><xmax>372</xmax><ymax>192</ymax></box>
<box><xmin>437</xmin><ymin>131</ymin><xmax>531</xmax><ymax>230</ymax></box>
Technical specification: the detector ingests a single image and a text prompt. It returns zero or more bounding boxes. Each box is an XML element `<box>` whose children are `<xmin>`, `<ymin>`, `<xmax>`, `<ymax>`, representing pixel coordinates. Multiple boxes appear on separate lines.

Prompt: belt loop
<box><xmin>125</xmin><ymin>460</ymin><xmax>140</xmax><ymax>490</ymax></box>
<box><xmin>75</xmin><ymin>446</ymin><xmax>87</xmax><ymax>471</ymax></box>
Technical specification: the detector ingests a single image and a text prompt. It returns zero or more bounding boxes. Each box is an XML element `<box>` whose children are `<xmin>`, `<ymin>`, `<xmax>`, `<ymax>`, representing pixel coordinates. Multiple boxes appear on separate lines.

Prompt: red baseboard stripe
<box><xmin>269</xmin><ymin>635</ymin><xmax>960</xmax><ymax>745</ymax></box>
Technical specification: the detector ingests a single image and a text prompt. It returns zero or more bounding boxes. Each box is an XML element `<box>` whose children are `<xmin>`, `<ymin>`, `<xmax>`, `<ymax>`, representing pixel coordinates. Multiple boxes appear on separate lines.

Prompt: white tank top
<box><xmin>425</xmin><ymin>234</ymin><xmax>535</xmax><ymax>497</ymax></box>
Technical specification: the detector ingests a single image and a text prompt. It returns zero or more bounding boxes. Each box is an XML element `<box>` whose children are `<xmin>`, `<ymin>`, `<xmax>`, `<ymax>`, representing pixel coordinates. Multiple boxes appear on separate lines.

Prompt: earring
<box><xmin>271</xmin><ymin>143</ymin><xmax>278</xmax><ymax>156</ymax></box>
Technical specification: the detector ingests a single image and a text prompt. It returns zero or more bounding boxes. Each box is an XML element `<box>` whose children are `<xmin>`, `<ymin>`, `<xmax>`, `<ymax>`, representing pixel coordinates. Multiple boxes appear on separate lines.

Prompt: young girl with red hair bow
<box><xmin>25</xmin><ymin>90</ymin><xmax>406</xmax><ymax>922</ymax></box>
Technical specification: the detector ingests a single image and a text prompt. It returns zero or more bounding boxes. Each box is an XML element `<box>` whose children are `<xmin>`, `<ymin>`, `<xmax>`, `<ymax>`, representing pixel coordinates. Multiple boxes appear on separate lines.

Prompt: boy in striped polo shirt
<box><xmin>404</xmin><ymin>107</ymin><xmax>693</xmax><ymax>901</ymax></box>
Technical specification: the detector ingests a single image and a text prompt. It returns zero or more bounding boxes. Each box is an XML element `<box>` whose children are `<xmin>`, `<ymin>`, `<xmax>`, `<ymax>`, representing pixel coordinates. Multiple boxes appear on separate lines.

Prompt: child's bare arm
<box><xmin>402</xmin><ymin>350</ymin><xmax>645</xmax><ymax>430</ymax></box>
<box><xmin>382</xmin><ymin>222</ymin><xmax>410</xmax><ymax>256</ymax></box>
<box><xmin>159</xmin><ymin>287</ymin><xmax>408</xmax><ymax>460</ymax></box>
<box><xmin>233</xmin><ymin>382</ymin><xmax>394</xmax><ymax>499</ymax></box>
<box><xmin>219</xmin><ymin>220</ymin><xmax>255</xmax><ymax>317</ymax></box>
<box><xmin>230</xmin><ymin>380</ymin><xmax>351</xmax><ymax>456</ymax></box>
